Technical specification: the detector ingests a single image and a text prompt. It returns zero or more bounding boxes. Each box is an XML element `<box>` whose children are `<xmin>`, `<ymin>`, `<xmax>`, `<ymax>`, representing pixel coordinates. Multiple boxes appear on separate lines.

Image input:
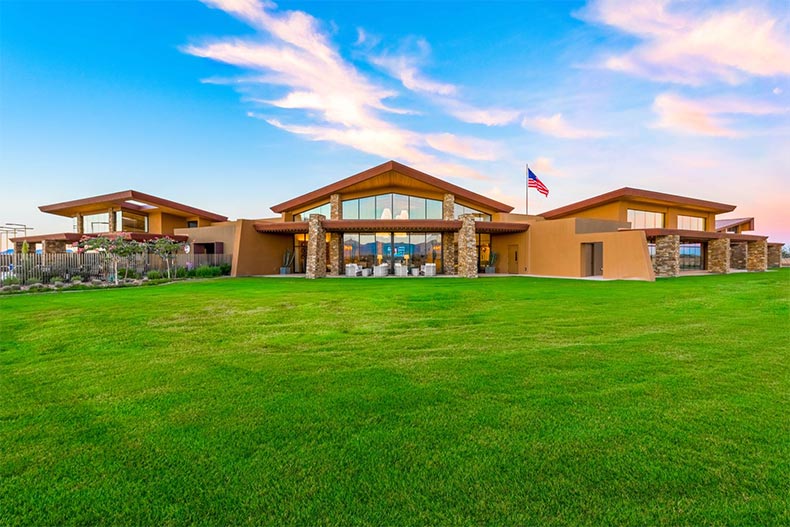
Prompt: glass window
<box><xmin>409</xmin><ymin>197</ymin><xmax>426</xmax><ymax>220</ymax></box>
<box><xmin>376</xmin><ymin>194</ymin><xmax>393</xmax><ymax>220</ymax></box>
<box><xmin>426</xmin><ymin>233</ymin><xmax>443</xmax><ymax>273</ymax></box>
<box><xmin>680</xmin><ymin>243</ymin><xmax>703</xmax><ymax>270</ymax></box>
<box><xmin>454</xmin><ymin>203</ymin><xmax>491</xmax><ymax>221</ymax></box>
<box><xmin>187</xmin><ymin>220</ymin><xmax>198</xmax><ymax>228</ymax></box>
<box><xmin>426</xmin><ymin>199</ymin><xmax>443</xmax><ymax>219</ymax></box>
<box><xmin>677</xmin><ymin>215</ymin><xmax>705</xmax><ymax>231</ymax></box>
<box><xmin>293</xmin><ymin>203</ymin><xmax>330</xmax><ymax>221</ymax></box>
<box><xmin>359</xmin><ymin>197</ymin><xmax>375</xmax><ymax>219</ymax></box>
<box><xmin>115</xmin><ymin>211</ymin><xmax>148</xmax><ymax>233</ymax></box>
<box><xmin>342</xmin><ymin>199</ymin><xmax>359</xmax><ymax>220</ymax></box>
<box><xmin>343</xmin><ymin>233</ymin><xmax>360</xmax><ymax>269</ymax></box>
<box><xmin>83</xmin><ymin>212</ymin><xmax>110</xmax><ymax>234</ymax></box>
<box><xmin>359</xmin><ymin>234</ymin><xmax>376</xmax><ymax>268</ymax></box>
<box><xmin>627</xmin><ymin>209</ymin><xmax>665</xmax><ymax>229</ymax></box>
<box><xmin>392</xmin><ymin>194</ymin><xmax>409</xmax><ymax>220</ymax></box>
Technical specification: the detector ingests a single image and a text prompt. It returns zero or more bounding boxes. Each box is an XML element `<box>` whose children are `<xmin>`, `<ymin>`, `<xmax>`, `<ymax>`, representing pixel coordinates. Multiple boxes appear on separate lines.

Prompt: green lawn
<box><xmin>1</xmin><ymin>271</ymin><xmax>788</xmax><ymax>526</ymax></box>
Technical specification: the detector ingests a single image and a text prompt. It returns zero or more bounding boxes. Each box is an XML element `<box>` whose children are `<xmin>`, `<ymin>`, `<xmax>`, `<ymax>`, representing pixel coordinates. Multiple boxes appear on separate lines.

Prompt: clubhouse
<box><xmin>15</xmin><ymin>160</ymin><xmax>783</xmax><ymax>281</ymax></box>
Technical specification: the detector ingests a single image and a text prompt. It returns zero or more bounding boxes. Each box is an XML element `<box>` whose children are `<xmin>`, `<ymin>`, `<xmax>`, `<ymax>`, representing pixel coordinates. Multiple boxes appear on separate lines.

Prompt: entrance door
<box><xmin>581</xmin><ymin>242</ymin><xmax>603</xmax><ymax>276</ymax></box>
<box><xmin>507</xmin><ymin>244</ymin><xmax>518</xmax><ymax>274</ymax></box>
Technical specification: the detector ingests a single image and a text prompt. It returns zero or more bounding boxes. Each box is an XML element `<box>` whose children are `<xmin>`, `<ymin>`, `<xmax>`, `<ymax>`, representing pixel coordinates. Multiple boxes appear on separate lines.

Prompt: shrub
<box><xmin>195</xmin><ymin>265</ymin><xmax>222</xmax><ymax>278</ymax></box>
<box><xmin>175</xmin><ymin>267</ymin><xmax>188</xmax><ymax>279</ymax></box>
<box><xmin>219</xmin><ymin>263</ymin><xmax>232</xmax><ymax>276</ymax></box>
<box><xmin>3</xmin><ymin>277</ymin><xmax>20</xmax><ymax>285</ymax></box>
<box><xmin>49</xmin><ymin>276</ymin><xmax>65</xmax><ymax>284</ymax></box>
<box><xmin>27</xmin><ymin>277</ymin><xmax>42</xmax><ymax>285</ymax></box>
<box><xmin>118</xmin><ymin>268</ymin><xmax>138</xmax><ymax>279</ymax></box>
<box><xmin>147</xmin><ymin>270</ymin><xmax>162</xmax><ymax>280</ymax></box>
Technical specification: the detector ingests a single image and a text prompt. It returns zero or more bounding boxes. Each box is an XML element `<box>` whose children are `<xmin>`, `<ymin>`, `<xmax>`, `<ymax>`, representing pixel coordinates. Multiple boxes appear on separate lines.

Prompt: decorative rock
<box><xmin>706</xmin><ymin>238</ymin><xmax>730</xmax><ymax>274</ymax></box>
<box><xmin>767</xmin><ymin>245</ymin><xmax>781</xmax><ymax>268</ymax></box>
<box><xmin>306</xmin><ymin>214</ymin><xmax>327</xmax><ymax>279</ymax></box>
<box><xmin>730</xmin><ymin>242</ymin><xmax>747</xmax><ymax>269</ymax></box>
<box><xmin>653</xmin><ymin>235</ymin><xmax>680</xmax><ymax>277</ymax></box>
<box><xmin>746</xmin><ymin>239</ymin><xmax>767</xmax><ymax>271</ymax></box>
<box><xmin>457</xmin><ymin>215</ymin><xmax>478</xmax><ymax>278</ymax></box>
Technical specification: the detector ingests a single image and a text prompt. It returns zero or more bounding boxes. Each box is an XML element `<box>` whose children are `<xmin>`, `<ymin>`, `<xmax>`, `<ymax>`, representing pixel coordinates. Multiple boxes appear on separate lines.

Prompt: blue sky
<box><xmin>1</xmin><ymin>0</ymin><xmax>788</xmax><ymax>245</ymax></box>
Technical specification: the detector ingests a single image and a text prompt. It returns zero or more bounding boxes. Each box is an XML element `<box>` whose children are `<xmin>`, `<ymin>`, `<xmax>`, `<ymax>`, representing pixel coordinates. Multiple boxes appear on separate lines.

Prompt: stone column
<box><xmin>328</xmin><ymin>194</ymin><xmax>342</xmax><ymax>275</ymax></box>
<box><xmin>306</xmin><ymin>214</ymin><xmax>327</xmax><ymax>279</ymax></box>
<box><xmin>767</xmin><ymin>245</ymin><xmax>781</xmax><ymax>268</ymax></box>
<box><xmin>730</xmin><ymin>242</ymin><xmax>747</xmax><ymax>269</ymax></box>
<box><xmin>706</xmin><ymin>238</ymin><xmax>730</xmax><ymax>274</ymax></box>
<box><xmin>653</xmin><ymin>235</ymin><xmax>680</xmax><ymax>277</ymax></box>
<box><xmin>42</xmin><ymin>240</ymin><xmax>67</xmax><ymax>254</ymax></box>
<box><xmin>441</xmin><ymin>194</ymin><xmax>457</xmax><ymax>274</ymax></box>
<box><xmin>76</xmin><ymin>214</ymin><xmax>84</xmax><ymax>234</ymax></box>
<box><xmin>457</xmin><ymin>215</ymin><xmax>478</xmax><ymax>278</ymax></box>
<box><xmin>108</xmin><ymin>208</ymin><xmax>116</xmax><ymax>232</ymax></box>
<box><xmin>746</xmin><ymin>239</ymin><xmax>767</xmax><ymax>272</ymax></box>
<box><xmin>442</xmin><ymin>193</ymin><xmax>455</xmax><ymax>220</ymax></box>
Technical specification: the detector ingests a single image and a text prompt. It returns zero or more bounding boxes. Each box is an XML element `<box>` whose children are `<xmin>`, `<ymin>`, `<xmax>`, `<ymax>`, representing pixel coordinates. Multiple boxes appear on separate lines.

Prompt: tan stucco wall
<box><xmin>174</xmin><ymin>222</ymin><xmax>238</xmax><ymax>254</ymax></box>
<box><xmin>528</xmin><ymin>218</ymin><xmax>654</xmax><ymax>280</ymax></box>
<box><xmin>491</xmin><ymin>232</ymin><xmax>529</xmax><ymax>274</ymax></box>
<box><xmin>231</xmin><ymin>220</ymin><xmax>293</xmax><ymax>276</ymax></box>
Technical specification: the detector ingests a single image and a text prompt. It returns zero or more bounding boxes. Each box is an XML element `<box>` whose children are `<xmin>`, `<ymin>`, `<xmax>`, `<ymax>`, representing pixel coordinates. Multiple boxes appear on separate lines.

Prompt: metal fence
<box><xmin>0</xmin><ymin>253</ymin><xmax>233</xmax><ymax>285</ymax></box>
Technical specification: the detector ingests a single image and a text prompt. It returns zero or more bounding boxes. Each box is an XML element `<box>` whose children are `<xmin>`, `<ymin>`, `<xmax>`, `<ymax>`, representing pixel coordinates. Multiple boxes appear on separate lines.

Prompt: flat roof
<box><xmin>39</xmin><ymin>190</ymin><xmax>228</xmax><ymax>222</ymax></box>
<box><xmin>541</xmin><ymin>187</ymin><xmax>736</xmax><ymax>219</ymax></box>
<box><xmin>633</xmin><ymin>228</ymin><xmax>768</xmax><ymax>242</ymax></box>
<box><xmin>715</xmin><ymin>217</ymin><xmax>754</xmax><ymax>231</ymax></box>
<box><xmin>270</xmin><ymin>160</ymin><xmax>514</xmax><ymax>215</ymax></box>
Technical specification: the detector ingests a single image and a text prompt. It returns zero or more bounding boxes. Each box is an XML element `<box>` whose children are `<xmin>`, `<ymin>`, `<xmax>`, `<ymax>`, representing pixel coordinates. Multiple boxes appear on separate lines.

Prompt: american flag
<box><xmin>528</xmin><ymin>168</ymin><xmax>549</xmax><ymax>197</ymax></box>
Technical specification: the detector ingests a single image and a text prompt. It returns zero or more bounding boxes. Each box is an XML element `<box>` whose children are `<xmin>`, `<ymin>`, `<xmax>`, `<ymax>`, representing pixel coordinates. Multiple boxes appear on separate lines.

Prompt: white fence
<box><xmin>0</xmin><ymin>253</ymin><xmax>233</xmax><ymax>285</ymax></box>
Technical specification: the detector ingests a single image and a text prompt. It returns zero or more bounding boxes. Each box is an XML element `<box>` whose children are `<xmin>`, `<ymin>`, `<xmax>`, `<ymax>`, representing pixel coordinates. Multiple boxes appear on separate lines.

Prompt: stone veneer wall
<box><xmin>653</xmin><ymin>235</ymin><xmax>680</xmax><ymax>277</ymax></box>
<box><xmin>706</xmin><ymin>238</ymin><xmax>730</xmax><ymax>274</ymax></box>
<box><xmin>42</xmin><ymin>240</ymin><xmax>68</xmax><ymax>254</ymax></box>
<box><xmin>328</xmin><ymin>194</ymin><xmax>342</xmax><ymax>275</ymax></box>
<box><xmin>746</xmin><ymin>239</ymin><xmax>767</xmax><ymax>272</ymax></box>
<box><xmin>306</xmin><ymin>214</ymin><xmax>327</xmax><ymax>279</ymax></box>
<box><xmin>730</xmin><ymin>242</ymin><xmax>747</xmax><ymax>269</ymax></box>
<box><xmin>442</xmin><ymin>193</ymin><xmax>457</xmax><ymax>275</ymax></box>
<box><xmin>767</xmin><ymin>245</ymin><xmax>782</xmax><ymax>268</ymax></box>
<box><xmin>456</xmin><ymin>215</ymin><xmax>478</xmax><ymax>278</ymax></box>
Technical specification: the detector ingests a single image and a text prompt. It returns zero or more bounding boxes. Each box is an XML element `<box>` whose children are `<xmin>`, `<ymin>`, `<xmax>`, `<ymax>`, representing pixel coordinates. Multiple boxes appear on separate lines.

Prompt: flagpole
<box><xmin>525</xmin><ymin>163</ymin><xmax>529</xmax><ymax>216</ymax></box>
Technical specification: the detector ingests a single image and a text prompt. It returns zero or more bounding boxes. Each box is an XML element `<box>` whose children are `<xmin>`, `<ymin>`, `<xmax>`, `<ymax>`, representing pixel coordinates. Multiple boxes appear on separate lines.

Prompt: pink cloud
<box><xmin>521</xmin><ymin>113</ymin><xmax>609</xmax><ymax>139</ymax></box>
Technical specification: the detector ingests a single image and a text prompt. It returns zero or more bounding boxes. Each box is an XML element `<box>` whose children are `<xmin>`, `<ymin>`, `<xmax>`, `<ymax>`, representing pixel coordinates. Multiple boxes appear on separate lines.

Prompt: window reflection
<box><xmin>293</xmin><ymin>203</ymin><xmax>330</xmax><ymax>221</ymax></box>
<box><xmin>342</xmin><ymin>193</ymin><xmax>443</xmax><ymax>220</ymax></box>
<box><xmin>677</xmin><ymin>215</ymin><xmax>705</xmax><ymax>231</ymax></box>
<box><xmin>627</xmin><ymin>209</ymin><xmax>665</xmax><ymax>229</ymax></box>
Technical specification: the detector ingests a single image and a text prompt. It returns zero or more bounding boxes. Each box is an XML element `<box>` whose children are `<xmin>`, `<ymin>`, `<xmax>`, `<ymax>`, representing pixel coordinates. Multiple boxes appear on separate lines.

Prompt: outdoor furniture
<box><xmin>394</xmin><ymin>263</ymin><xmax>408</xmax><ymax>276</ymax></box>
<box><xmin>345</xmin><ymin>263</ymin><xmax>361</xmax><ymax>276</ymax></box>
<box><xmin>411</xmin><ymin>268</ymin><xmax>420</xmax><ymax>276</ymax></box>
<box><xmin>360</xmin><ymin>268</ymin><xmax>371</xmax><ymax>277</ymax></box>
<box><xmin>424</xmin><ymin>263</ymin><xmax>436</xmax><ymax>276</ymax></box>
<box><xmin>373</xmin><ymin>264</ymin><xmax>389</xmax><ymax>277</ymax></box>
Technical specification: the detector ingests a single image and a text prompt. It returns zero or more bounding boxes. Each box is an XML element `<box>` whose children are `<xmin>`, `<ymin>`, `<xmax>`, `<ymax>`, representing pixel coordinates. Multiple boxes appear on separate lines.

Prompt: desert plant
<box><xmin>80</xmin><ymin>236</ymin><xmax>143</xmax><ymax>286</ymax></box>
<box><xmin>148</xmin><ymin>237</ymin><xmax>185</xmax><ymax>279</ymax></box>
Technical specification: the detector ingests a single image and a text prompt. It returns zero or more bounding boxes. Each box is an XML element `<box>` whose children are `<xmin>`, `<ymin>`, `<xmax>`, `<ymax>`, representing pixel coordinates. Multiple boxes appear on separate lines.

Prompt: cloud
<box><xmin>425</xmin><ymin>133</ymin><xmax>500</xmax><ymax>161</ymax></box>
<box><xmin>446</xmin><ymin>104</ymin><xmax>521</xmax><ymax>126</ymax></box>
<box><xmin>580</xmin><ymin>0</ymin><xmax>790</xmax><ymax>85</ymax></box>
<box><xmin>774</xmin><ymin>87</ymin><xmax>783</xmax><ymax>95</ymax></box>
<box><xmin>651</xmin><ymin>92</ymin><xmax>788</xmax><ymax>137</ymax></box>
<box><xmin>530</xmin><ymin>157</ymin><xmax>562</xmax><ymax>176</ymax></box>
<box><xmin>185</xmin><ymin>0</ymin><xmax>497</xmax><ymax>179</ymax></box>
<box><xmin>521</xmin><ymin>113</ymin><xmax>609</xmax><ymax>139</ymax></box>
<box><xmin>371</xmin><ymin>54</ymin><xmax>457</xmax><ymax>95</ymax></box>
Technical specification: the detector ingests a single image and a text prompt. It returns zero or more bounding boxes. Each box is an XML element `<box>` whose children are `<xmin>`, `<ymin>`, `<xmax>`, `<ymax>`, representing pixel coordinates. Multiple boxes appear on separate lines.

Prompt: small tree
<box><xmin>147</xmin><ymin>237</ymin><xmax>185</xmax><ymax>279</ymax></box>
<box><xmin>81</xmin><ymin>235</ymin><xmax>143</xmax><ymax>285</ymax></box>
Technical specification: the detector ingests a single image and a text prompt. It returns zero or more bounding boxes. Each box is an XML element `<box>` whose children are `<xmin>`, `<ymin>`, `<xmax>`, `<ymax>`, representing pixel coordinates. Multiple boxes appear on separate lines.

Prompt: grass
<box><xmin>1</xmin><ymin>271</ymin><xmax>788</xmax><ymax>526</ymax></box>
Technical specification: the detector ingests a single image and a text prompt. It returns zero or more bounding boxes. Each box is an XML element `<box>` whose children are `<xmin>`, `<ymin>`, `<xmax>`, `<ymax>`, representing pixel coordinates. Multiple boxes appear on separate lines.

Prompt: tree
<box><xmin>80</xmin><ymin>235</ymin><xmax>143</xmax><ymax>285</ymax></box>
<box><xmin>147</xmin><ymin>237</ymin><xmax>185</xmax><ymax>279</ymax></box>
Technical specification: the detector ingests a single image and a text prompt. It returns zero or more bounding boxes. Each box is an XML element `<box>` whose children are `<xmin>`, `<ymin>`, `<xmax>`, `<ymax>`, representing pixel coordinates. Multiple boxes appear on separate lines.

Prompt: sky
<box><xmin>1</xmin><ymin>0</ymin><xmax>788</xmax><ymax>248</ymax></box>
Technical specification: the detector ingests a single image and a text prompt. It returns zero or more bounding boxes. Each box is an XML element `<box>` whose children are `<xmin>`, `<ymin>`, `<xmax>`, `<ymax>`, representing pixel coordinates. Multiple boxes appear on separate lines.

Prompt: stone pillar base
<box><xmin>706</xmin><ymin>238</ymin><xmax>730</xmax><ymax>274</ymax></box>
<box><xmin>457</xmin><ymin>215</ymin><xmax>478</xmax><ymax>278</ymax></box>
<box><xmin>746</xmin><ymin>239</ymin><xmax>767</xmax><ymax>272</ymax></box>
<box><xmin>306</xmin><ymin>214</ymin><xmax>327</xmax><ymax>279</ymax></box>
<box><xmin>653</xmin><ymin>235</ymin><xmax>680</xmax><ymax>277</ymax></box>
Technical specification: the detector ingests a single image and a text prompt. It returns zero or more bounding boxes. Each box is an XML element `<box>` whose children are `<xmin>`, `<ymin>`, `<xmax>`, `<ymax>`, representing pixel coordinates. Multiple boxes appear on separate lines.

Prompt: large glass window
<box><xmin>342</xmin><ymin>231</ymin><xmax>443</xmax><ymax>274</ymax></box>
<box><xmin>115</xmin><ymin>211</ymin><xmax>148</xmax><ymax>233</ymax></box>
<box><xmin>680</xmin><ymin>243</ymin><xmax>703</xmax><ymax>270</ymax></box>
<box><xmin>293</xmin><ymin>203</ymin><xmax>330</xmax><ymax>221</ymax></box>
<box><xmin>342</xmin><ymin>194</ymin><xmax>443</xmax><ymax>220</ymax></box>
<box><xmin>627</xmin><ymin>209</ymin><xmax>664</xmax><ymax>229</ymax></box>
<box><xmin>677</xmin><ymin>215</ymin><xmax>706</xmax><ymax>231</ymax></box>
<box><xmin>454</xmin><ymin>203</ymin><xmax>491</xmax><ymax>221</ymax></box>
<box><xmin>82</xmin><ymin>212</ymin><xmax>110</xmax><ymax>234</ymax></box>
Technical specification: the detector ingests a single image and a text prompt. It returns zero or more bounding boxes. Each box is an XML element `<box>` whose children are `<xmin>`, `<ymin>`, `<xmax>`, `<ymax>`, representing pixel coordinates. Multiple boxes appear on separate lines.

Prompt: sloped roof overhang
<box><xmin>270</xmin><ymin>160</ymin><xmax>514</xmax><ymax>214</ymax></box>
<box><xmin>39</xmin><ymin>190</ymin><xmax>228</xmax><ymax>222</ymax></box>
<box><xmin>633</xmin><ymin>228</ymin><xmax>768</xmax><ymax>242</ymax></box>
<box><xmin>10</xmin><ymin>232</ymin><xmax>189</xmax><ymax>243</ymax></box>
<box><xmin>715</xmin><ymin>217</ymin><xmax>754</xmax><ymax>232</ymax></box>
<box><xmin>542</xmin><ymin>187</ymin><xmax>736</xmax><ymax>219</ymax></box>
<box><xmin>254</xmin><ymin>219</ymin><xmax>530</xmax><ymax>235</ymax></box>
